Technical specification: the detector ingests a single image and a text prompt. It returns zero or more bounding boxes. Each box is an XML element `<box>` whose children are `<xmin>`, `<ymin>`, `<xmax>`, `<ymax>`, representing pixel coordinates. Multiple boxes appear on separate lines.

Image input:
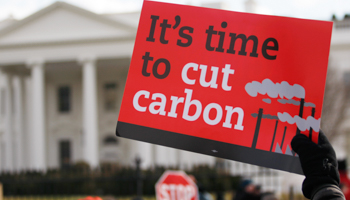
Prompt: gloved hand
<box><xmin>291</xmin><ymin>130</ymin><xmax>340</xmax><ymax>199</ymax></box>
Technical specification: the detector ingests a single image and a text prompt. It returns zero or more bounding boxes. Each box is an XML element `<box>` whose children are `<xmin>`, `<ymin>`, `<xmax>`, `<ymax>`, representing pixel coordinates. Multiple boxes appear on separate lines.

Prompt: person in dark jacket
<box><xmin>233</xmin><ymin>179</ymin><xmax>261</xmax><ymax>200</ymax></box>
<box><xmin>291</xmin><ymin>130</ymin><xmax>345</xmax><ymax>200</ymax></box>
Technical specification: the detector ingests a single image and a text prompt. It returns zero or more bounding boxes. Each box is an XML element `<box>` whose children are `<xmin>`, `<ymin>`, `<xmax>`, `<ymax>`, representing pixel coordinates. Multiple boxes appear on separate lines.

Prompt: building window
<box><xmin>103</xmin><ymin>135</ymin><xmax>118</xmax><ymax>145</ymax></box>
<box><xmin>58</xmin><ymin>86</ymin><xmax>71</xmax><ymax>113</ymax></box>
<box><xmin>104</xmin><ymin>82</ymin><xmax>117</xmax><ymax>111</ymax></box>
<box><xmin>59</xmin><ymin>140</ymin><xmax>71</xmax><ymax>169</ymax></box>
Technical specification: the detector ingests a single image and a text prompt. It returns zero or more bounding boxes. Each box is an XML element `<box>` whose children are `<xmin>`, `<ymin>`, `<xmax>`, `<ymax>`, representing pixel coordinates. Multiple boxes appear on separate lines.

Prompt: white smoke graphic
<box><xmin>262</xmin><ymin>98</ymin><xmax>271</xmax><ymax>104</ymax></box>
<box><xmin>277</xmin><ymin>112</ymin><xmax>320</xmax><ymax>132</ymax></box>
<box><xmin>245</xmin><ymin>79</ymin><xmax>305</xmax><ymax>99</ymax></box>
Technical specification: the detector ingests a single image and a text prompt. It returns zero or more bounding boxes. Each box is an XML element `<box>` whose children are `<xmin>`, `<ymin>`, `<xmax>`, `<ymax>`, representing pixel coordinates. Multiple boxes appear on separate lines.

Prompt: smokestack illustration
<box><xmin>251</xmin><ymin>110</ymin><xmax>279</xmax><ymax>150</ymax></box>
<box><xmin>252</xmin><ymin>108</ymin><xmax>263</xmax><ymax>149</ymax></box>
<box><xmin>296</xmin><ymin>98</ymin><xmax>305</xmax><ymax>135</ymax></box>
<box><xmin>309</xmin><ymin>107</ymin><xmax>316</xmax><ymax>139</ymax></box>
<box><xmin>270</xmin><ymin>120</ymin><xmax>279</xmax><ymax>152</ymax></box>
<box><xmin>245</xmin><ymin>79</ymin><xmax>316</xmax><ymax>155</ymax></box>
<box><xmin>281</xmin><ymin>126</ymin><xmax>287</xmax><ymax>149</ymax></box>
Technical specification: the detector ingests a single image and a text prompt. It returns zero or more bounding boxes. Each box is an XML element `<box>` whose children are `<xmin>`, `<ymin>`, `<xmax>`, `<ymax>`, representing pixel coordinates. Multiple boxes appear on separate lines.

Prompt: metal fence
<box><xmin>0</xmin><ymin>165</ymin><xmax>240</xmax><ymax>198</ymax></box>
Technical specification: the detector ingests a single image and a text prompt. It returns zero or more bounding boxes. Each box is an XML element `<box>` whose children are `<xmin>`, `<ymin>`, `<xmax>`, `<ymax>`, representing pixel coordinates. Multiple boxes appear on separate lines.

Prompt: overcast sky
<box><xmin>1</xmin><ymin>0</ymin><xmax>350</xmax><ymax>22</ymax></box>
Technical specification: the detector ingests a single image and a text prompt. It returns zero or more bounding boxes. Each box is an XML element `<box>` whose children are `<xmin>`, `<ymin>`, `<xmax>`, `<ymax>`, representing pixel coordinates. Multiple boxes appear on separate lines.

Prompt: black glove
<box><xmin>291</xmin><ymin>130</ymin><xmax>340</xmax><ymax>199</ymax></box>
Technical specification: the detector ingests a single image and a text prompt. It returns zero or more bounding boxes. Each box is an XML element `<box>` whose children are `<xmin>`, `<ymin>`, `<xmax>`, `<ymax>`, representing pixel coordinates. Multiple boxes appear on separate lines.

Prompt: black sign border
<box><xmin>116</xmin><ymin>121</ymin><xmax>303</xmax><ymax>174</ymax></box>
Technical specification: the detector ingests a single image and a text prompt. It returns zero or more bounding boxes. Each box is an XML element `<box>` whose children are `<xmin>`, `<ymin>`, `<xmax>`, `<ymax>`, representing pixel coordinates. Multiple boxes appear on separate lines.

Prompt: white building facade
<box><xmin>0</xmin><ymin>1</ymin><xmax>217</xmax><ymax>172</ymax></box>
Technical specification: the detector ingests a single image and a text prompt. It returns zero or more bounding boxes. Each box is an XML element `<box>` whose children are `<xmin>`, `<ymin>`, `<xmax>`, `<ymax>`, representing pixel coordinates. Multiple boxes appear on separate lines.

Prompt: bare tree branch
<box><xmin>321</xmin><ymin>60</ymin><xmax>347</xmax><ymax>141</ymax></box>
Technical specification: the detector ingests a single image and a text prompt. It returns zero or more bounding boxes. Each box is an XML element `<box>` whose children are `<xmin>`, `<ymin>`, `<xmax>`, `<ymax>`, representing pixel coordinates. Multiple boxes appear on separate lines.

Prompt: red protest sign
<box><xmin>116</xmin><ymin>0</ymin><xmax>333</xmax><ymax>174</ymax></box>
<box><xmin>155</xmin><ymin>171</ymin><xmax>198</xmax><ymax>200</ymax></box>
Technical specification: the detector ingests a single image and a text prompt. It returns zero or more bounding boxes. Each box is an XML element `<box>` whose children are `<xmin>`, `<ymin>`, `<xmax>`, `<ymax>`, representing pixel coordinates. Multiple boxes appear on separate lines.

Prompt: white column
<box><xmin>167</xmin><ymin>148</ymin><xmax>178</xmax><ymax>167</ymax></box>
<box><xmin>151</xmin><ymin>144</ymin><xmax>156</xmax><ymax>167</ymax></box>
<box><xmin>137</xmin><ymin>142</ymin><xmax>152</xmax><ymax>169</ymax></box>
<box><xmin>79</xmin><ymin>56</ymin><xmax>99</xmax><ymax>168</ymax></box>
<box><xmin>14</xmin><ymin>76</ymin><xmax>26</xmax><ymax>171</ymax></box>
<box><xmin>4</xmin><ymin>73</ymin><xmax>13</xmax><ymax>171</ymax></box>
<box><xmin>27</xmin><ymin>58</ymin><xmax>46</xmax><ymax>171</ymax></box>
<box><xmin>176</xmin><ymin>149</ymin><xmax>181</xmax><ymax>168</ymax></box>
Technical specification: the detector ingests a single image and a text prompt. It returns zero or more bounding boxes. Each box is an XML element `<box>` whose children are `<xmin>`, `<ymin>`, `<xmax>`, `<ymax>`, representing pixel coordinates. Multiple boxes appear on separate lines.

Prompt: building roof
<box><xmin>0</xmin><ymin>1</ymin><xmax>138</xmax><ymax>65</ymax></box>
<box><xmin>0</xmin><ymin>1</ymin><xmax>137</xmax><ymax>46</ymax></box>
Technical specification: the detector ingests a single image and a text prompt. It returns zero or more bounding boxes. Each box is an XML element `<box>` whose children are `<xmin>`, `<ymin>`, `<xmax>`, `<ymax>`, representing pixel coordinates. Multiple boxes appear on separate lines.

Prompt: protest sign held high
<box><xmin>116</xmin><ymin>0</ymin><xmax>333</xmax><ymax>174</ymax></box>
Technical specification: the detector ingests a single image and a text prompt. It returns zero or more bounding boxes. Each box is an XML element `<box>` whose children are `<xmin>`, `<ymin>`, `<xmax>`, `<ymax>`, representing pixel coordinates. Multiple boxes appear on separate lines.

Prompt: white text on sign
<box><xmin>158</xmin><ymin>184</ymin><xmax>196</xmax><ymax>200</ymax></box>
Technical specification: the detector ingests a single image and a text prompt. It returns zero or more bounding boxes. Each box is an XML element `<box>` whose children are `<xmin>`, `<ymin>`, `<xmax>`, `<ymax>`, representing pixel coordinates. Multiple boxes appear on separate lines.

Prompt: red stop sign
<box><xmin>155</xmin><ymin>170</ymin><xmax>199</xmax><ymax>200</ymax></box>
